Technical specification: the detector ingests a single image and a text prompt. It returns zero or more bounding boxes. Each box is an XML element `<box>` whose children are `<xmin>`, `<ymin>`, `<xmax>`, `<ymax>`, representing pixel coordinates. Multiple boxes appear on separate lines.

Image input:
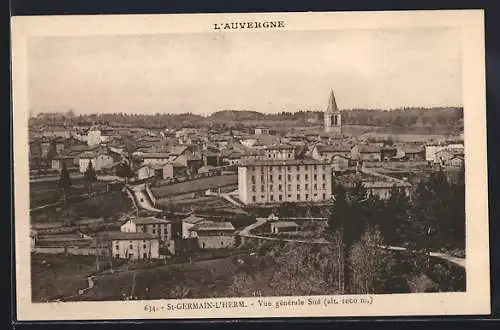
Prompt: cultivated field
<box><xmin>30</xmin><ymin>190</ymin><xmax>134</xmax><ymax>223</ymax></box>
<box><xmin>151</xmin><ymin>175</ymin><xmax>238</xmax><ymax>198</ymax></box>
<box><xmin>30</xmin><ymin>178</ymin><xmax>110</xmax><ymax>209</ymax></box>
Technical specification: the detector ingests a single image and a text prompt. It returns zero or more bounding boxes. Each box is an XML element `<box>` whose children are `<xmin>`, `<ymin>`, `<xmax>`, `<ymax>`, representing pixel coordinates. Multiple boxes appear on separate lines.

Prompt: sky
<box><xmin>28</xmin><ymin>27</ymin><xmax>462</xmax><ymax>116</ymax></box>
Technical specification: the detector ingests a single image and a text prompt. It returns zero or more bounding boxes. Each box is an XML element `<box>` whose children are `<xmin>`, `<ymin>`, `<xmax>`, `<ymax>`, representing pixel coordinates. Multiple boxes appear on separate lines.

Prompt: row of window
<box><xmin>251</xmin><ymin>173</ymin><xmax>327</xmax><ymax>183</ymax></box>
<box><xmin>248</xmin><ymin>164</ymin><xmax>328</xmax><ymax>172</ymax></box>
<box><xmin>251</xmin><ymin>182</ymin><xmax>328</xmax><ymax>192</ymax></box>
<box><xmin>115</xmin><ymin>243</ymin><xmax>150</xmax><ymax>250</ymax></box>
<box><xmin>265</xmin><ymin>152</ymin><xmax>294</xmax><ymax>159</ymax></box>
<box><xmin>250</xmin><ymin>193</ymin><xmax>328</xmax><ymax>202</ymax></box>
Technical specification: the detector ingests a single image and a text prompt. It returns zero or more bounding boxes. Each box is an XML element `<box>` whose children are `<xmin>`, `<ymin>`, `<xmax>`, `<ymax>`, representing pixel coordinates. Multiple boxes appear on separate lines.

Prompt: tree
<box><xmin>326</xmin><ymin>182</ymin><xmax>349</xmax><ymax>238</ymax></box>
<box><xmin>348</xmin><ymin>226</ymin><xmax>396</xmax><ymax>294</ymax></box>
<box><xmin>58</xmin><ymin>162</ymin><xmax>72</xmax><ymax>203</ymax></box>
<box><xmin>84</xmin><ymin>161</ymin><xmax>97</xmax><ymax>198</ymax></box>
<box><xmin>384</xmin><ymin>184</ymin><xmax>412</xmax><ymax>245</ymax></box>
<box><xmin>267</xmin><ymin>243</ymin><xmax>336</xmax><ymax>296</ymax></box>
<box><xmin>44</xmin><ymin>140</ymin><xmax>58</xmax><ymax>169</ymax></box>
<box><xmin>115</xmin><ymin>162</ymin><xmax>135</xmax><ymax>184</ymax></box>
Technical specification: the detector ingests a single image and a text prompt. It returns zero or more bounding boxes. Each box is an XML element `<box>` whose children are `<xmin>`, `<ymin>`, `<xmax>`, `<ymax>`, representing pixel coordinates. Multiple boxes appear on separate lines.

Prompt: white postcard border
<box><xmin>12</xmin><ymin>10</ymin><xmax>490</xmax><ymax>321</ymax></box>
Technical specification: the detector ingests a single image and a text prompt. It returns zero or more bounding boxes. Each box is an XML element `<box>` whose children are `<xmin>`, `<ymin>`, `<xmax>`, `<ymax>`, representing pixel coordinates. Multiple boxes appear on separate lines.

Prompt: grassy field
<box><xmin>31</xmin><ymin>242</ymin><xmax>465</xmax><ymax>302</ymax></box>
<box><xmin>156</xmin><ymin>195</ymin><xmax>237</xmax><ymax>212</ymax></box>
<box><xmin>151</xmin><ymin>175</ymin><xmax>238</xmax><ymax>198</ymax></box>
<box><xmin>30</xmin><ymin>190</ymin><xmax>134</xmax><ymax>223</ymax></box>
<box><xmin>358</xmin><ymin>132</ymin><xmax>452</xmax><ymax>142</ymax></box>
<box><xmin>31</xmin><ymin>249</ymin><xmax>267</xmax><ymax>302</ymax></box>
<box><xmin>30</xmin><ymin>178</ymin><xmax>110</xmax><ymax>209</ymax></box>
<box><xmin>31</xmin><ymin>253</ymin><xmax>127</xmax><ymax>302</ymax></box>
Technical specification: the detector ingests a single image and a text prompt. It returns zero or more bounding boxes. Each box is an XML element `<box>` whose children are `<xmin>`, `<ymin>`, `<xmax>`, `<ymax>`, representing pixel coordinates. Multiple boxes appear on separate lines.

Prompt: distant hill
<box><xmin>209</xmin><ymin>110</ymin><xmax>266</xmax><ymax>121</ymax></box>
<box><xmin>28</xmin><ymin>107</ymin><xmax>463</xmax><ymax>133</ymax></box>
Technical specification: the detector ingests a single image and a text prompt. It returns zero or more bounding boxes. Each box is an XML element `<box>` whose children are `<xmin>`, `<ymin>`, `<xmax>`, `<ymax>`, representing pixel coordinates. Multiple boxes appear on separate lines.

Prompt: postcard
<box><xmin>11</xmin><ymin>9</ymin><xmax>490</xmax><ymax>321</ymax></box>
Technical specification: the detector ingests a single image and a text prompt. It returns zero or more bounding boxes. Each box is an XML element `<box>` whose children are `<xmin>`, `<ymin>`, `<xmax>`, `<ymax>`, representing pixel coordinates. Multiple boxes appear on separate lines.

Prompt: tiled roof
<box><xmin>270</xmin><ymin>221</ymin><xmax>299</xmax><ymax>228</ymax></box>
<box><xmin>357</xmin><ymin>145</ymin><xmax>382</xmax><ymax>153</ymax></box>
<box><xmin>266</xmin><ymin>143</ymin><xmax>295</xmax><ymax>150</ymax></box>
<box><xmin>130</xmin><ymin>217</ymin><xmax>170</xmax><ymax>225</ymax></box>
<box><xmin>316</xmin><ymin>144</ymin><xmax>352</xmax><ymax>153</ymax></box>
<box><xmin>191</xmin><ymin>221</ymin><xmax>235</xmax><ymax>231</ymax></box>
<box><xmin>141</xmin><ymin>152</ymin><xmax>171</xmax><ymax>159</ymax></box>
<box><xmin>169</xmin><ymin>146</ymin><xmax>188</xmax><ymax>156</ymax></box>
<box><xmin>182</xmin><ymin>214</ymin><xmax>208</xmax><ymax>224</ymax></box>
<box><xmin>95</xmin><ymin>231</ymin><xmax>156</xmax><ymax>241</ymax></box>
<box><xmin>239</xmin><ymin>158</ymin><xmax>330</xmax><ymax>167</ymax></box>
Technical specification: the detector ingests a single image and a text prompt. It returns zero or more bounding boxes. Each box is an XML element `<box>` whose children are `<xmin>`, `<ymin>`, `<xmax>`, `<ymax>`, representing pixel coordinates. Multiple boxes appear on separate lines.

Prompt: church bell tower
<box><xmin>324</xmin><ymin>89</ymin><xmax>342</xmax><ymax>135</ymax></box>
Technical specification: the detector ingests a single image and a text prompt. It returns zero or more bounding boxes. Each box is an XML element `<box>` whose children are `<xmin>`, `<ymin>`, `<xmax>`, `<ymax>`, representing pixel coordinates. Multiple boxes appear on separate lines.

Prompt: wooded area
<box><xmin>30</xmin><ymin>107</ymin><xmax>463</xmax><ymax>131</ymax></box>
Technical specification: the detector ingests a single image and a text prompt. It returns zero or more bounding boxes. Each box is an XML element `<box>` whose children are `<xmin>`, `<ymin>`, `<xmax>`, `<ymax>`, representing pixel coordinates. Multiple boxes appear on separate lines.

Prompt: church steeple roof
<box><xmin>326</xmin><ymin>89</ymin><xmax>339</xmax><ymax>113</ymax></box>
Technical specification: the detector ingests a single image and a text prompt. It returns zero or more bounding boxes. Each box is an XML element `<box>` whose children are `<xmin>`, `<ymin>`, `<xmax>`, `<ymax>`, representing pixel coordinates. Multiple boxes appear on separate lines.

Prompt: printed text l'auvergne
<box><xmin>214</xmin><ymin>21</ymin><xmax>285</xmax><ymax>30</ymax></box>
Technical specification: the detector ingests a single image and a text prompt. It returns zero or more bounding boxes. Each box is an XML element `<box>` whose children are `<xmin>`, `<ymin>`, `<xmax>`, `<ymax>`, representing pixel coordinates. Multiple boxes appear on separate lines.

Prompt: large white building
<box><xmin>238</xmin><ymin>159</ymin><xmax>333</xmax><ymax>205</ymax></box>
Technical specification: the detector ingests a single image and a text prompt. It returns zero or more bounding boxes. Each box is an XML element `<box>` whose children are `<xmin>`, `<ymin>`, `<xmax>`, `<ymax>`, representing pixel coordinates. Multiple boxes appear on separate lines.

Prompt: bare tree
<box><xmin>348</xmin><ymin>226</ymin><xmax>395</xmax><ymax>294</ymax></box>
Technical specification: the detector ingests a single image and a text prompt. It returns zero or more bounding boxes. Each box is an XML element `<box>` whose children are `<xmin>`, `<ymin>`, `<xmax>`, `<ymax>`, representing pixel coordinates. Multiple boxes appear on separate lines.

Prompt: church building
<box><xmin>324</xmin><ymin>89</ymin><xmax>342</xmax><ymax>135</ymax></box>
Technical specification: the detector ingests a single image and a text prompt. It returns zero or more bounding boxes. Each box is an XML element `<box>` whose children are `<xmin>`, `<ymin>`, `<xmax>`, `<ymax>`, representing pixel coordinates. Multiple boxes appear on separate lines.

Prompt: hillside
<box><xmin>29</xmin><ymin>107</ymin><xmax>463</xmax><ymax>133</ymax></box>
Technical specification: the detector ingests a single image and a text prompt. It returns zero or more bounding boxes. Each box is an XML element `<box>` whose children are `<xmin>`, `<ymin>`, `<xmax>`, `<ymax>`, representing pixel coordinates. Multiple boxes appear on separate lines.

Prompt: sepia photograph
<box><xmin>12</xmin><ymin>10</ymin><xmax>489</xmax><ymax>320</ymax></box>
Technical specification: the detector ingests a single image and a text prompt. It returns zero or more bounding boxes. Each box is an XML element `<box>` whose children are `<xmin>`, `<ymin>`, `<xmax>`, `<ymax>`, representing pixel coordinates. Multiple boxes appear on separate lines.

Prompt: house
<box><xmin>54</xmin><ymin>138</ymin><xmax>68</xmax><ymax>154</ymax></box>
<box><xmin>180</xmin><ymin>214</ymin><xmax>209</xmax><ymax>239</ymax></box>
<box><xmin>265</xmin><ymin>143</ymin><xmax>297</xmax><ymax>160</ymax></box>
<box><xmin>167</xmin><ymin>146</ymin><xmax>193</xmax><ymax>168</ymax></box>
<box><xmin>445</xmin><ymin>155</ymin><xmax>465</xmax><ymax>168</ymax></box>
<box><xmin>350</xmin><ymin>145</ymin><xmax>382</xmax><ymax>162</ymax></box>
<box><xmin>332</xmin><ymin>154</ymin><xmax>350</xmax><ymax>171</ymax></box>
<box><xmin>269</xmin><ymin>221</ymin><xmax>299</xmax><ymax>234</ymax></box>
<box><xmin>198</xmin><ymin>165</ymin><xmax>215</xmax><ymax>176</ymax></box>
<box><xmin>254</xmin><ymin>127</ymin><xmax>270</xmax><ymax>135</ymax></box>
<box><xmin>162</xmin><ymin>161</ymin><xmax>188</xmax><ymax>179</ymax></box>
<box><xmin>363</xmin><ymin>181</ymin><xmax>412</xmax><ymax>200</ymax></box>
<box><xmin>203</xmin><ymin>151</ymin><xmax>222</xmax><ymax>167</ymax></box>
<box><xmin>425</xmin><ymin>144</ymin><xmax>464</xmax><ymax>163</ymax></box>
<box><xmin>435</xmin><ymin>148</ymin><xmax>458</xmax><ymax>165</ymax></box>
<box><xmin>137</xmin><ymin>164</ymin><xmax>156</xmax><ymax>180</ymax></box>
<box><xmin>335</xmin><ymin>172</ymin><xmax>412</xmax><ymax>200</ymax></box>
<box><xmin>120</xmin><ymin>216</ymin><xmax>175</xmax><ymax>255</ymax></box>
<box><xmin>94</xmin><ymin>231</ymin><xmax>160</xmax><ymax>260</ymax></box>
<box><xmin>189</xmin><ymin>221</ymin><xmax>236</xmax><ymax>249</ymax></box>
<box><xmin>87</xmin><ymin>126</ymin><xmax>103</xmax><ymax>146</ymax></box>
<box><xmin>380</xmin><ymin>147</ymin><xmax>398</xmax><ymax>161</ymax></box>
<box><xmin>240</xmin><ymin>138</ymin><xmax>258</xmax><ymax>148</ymax></box>
<box><xmin>403</xmin><ymin>147</ymin><xmax>425</xmax><ymax>161</ymax></box>
<box><xmin>240</xmin><ymin>149</ymin><xmax>266</xmax><ymax>161</ymax></box>
<box><xmin>186</xmin><ymin>151</ymin><xmax>204</xmax><ymax>175</ymax></box>
<box><xmin>141</xmin><ymin>152</ymin><xmax>173</xmax><ymax>166</ymax></box>
<box><xmin>222</xmin><ymin>151</ymin><xmax>242</xmax><ymax>165</ymax></box>
<box><xmin>311</xmin><ymin>143</ymin><xmax>351</xmax><ymax>161</ymax></box>
<box><xmin>78</xmin><ymin>150</ymin><xmax>115</xmax><ymax>173</ymax></box>
<box><xmin>40</xmin><ymin>126</ymin><xmax>72</xmax><ymax>139</ymax></box>
<box><xmin>425</xmin><ymin>145</ymin><xmax>443</xmax><ymax>162</ymax></box>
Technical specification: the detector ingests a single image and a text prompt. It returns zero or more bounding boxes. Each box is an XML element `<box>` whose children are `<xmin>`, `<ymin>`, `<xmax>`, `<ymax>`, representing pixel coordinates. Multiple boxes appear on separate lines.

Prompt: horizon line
<box><xmin>30</xmin><ymin>105</ymin><xmax>464</xmax><ymax>118</ymax></box>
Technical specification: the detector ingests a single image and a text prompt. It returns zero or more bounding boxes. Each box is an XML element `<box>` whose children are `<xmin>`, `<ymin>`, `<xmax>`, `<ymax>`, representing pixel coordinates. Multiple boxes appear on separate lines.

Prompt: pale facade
<box><xmin>142</xmin><ymin>153</ymin><xmax>174</xmax><ymax>166</ymax></box>
<box><xmin>254</xmin><ymin>127</ymin><xmax>270</xmax><ymax>135</ymax></box>
<box><xmin>120</xmin><ymin>217</ymin><xmax>174</xmax><ymax>255</ymax></box>
<box><xmin>94</xmin><ymin>231</ymin><xmax>160</xmax><ymax>260</ymax></box>
<box><xmin>265</xmin><ymin>144</ymin><xmax>296</xmax><ymax>160</ymax></box>
<box><xmin>137</xmin><ymin>165</ymin><xmax>155</xmax><ymax>180</ymax></box>
<box><xmin>87</xmin><ymin>129</ymin><xmax>102</xmax><ymax>146</ymax></box>
<box><xmin>238</xmin><ymin>159</ymin><xmax>333</xmax><ymax>205</ymax></box>
<box><xmin>111</xmin><ymin>235</ymin><xmax>160</xmax><ymax>260</ymax></box>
